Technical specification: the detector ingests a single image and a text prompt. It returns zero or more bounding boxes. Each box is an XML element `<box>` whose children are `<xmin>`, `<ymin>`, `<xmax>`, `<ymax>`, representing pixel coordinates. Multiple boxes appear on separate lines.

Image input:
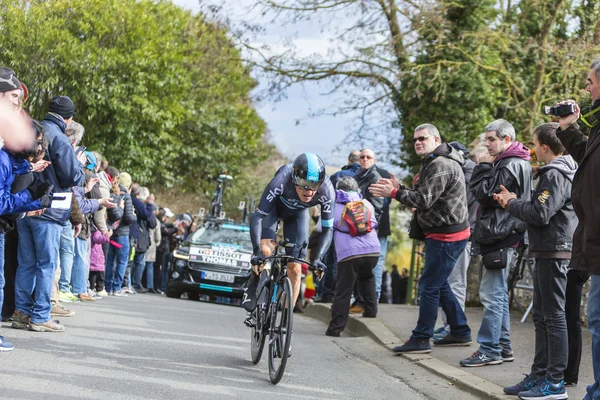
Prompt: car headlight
<box><xmin>175</xmin><ymin>260</ymin><xmax>188</xmax><ymax>269</ymax></box>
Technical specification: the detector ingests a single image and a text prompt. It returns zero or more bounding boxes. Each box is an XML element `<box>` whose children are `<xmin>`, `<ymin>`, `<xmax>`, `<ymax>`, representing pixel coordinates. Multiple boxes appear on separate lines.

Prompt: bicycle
<box><xmin>209</xmin><ymin>173</ymin><xmax>233</xmax><ymax>218</ymax></box>
<box><xmin>245</xmin><ymin>239</ymin><xmax>321</xmax><ymax>384</ymax></box>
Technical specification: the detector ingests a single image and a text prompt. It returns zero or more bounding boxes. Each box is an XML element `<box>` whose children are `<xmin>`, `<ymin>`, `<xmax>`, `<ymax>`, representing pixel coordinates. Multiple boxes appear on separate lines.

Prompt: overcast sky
<box><xmin>172</xmin><ymin>0</ymin><xmax>364</xmax><ymax>167</ymax></box>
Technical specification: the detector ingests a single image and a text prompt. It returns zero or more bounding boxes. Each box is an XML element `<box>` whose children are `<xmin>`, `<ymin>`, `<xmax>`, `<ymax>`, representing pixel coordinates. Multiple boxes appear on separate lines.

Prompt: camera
<box><xmin>544</xmin><ymin>104</ymin><xmax>575</xmax><ymax>117</ymax></box>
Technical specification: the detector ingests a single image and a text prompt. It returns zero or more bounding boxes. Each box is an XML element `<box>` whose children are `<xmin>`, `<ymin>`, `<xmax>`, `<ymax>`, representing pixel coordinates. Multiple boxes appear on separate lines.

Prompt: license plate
<box><xmin>201</xmin><ymin>271</ymin><xmax>235</xmax><ymax>283</ymax></box>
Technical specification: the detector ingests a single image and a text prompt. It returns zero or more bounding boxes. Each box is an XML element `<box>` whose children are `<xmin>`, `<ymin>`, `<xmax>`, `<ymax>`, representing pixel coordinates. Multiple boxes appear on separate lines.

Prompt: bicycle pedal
<box><xmin>244</xmin><ymin>317</ymin><xmax>255</xmax><ymax>328</ymax></box>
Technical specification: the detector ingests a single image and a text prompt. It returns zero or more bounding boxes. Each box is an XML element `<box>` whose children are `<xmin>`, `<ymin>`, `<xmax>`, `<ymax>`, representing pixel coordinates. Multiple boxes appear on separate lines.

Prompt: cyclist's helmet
<box><xmin>292</xmin><ymin>152</ymin><xmax>326</xmax><ymax>191</ymax></box>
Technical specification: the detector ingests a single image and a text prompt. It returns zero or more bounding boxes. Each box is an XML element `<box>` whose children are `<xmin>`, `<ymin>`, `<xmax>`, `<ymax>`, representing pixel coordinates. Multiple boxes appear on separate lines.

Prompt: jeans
<box><xmin>477</xmin><ymin>247</ymin><xmax>514</xmax><ymax>358</ymax></box>
<box><xmin>585</xmin><ymin>274</ymin><xmax>600</xmax><ymax>400</ymax></box>
<box><xmin>145</xmin><ymin>262</ymin><xmax>154</xmax><ymax>289</ymax></box>
<box><xmin>328</xmin><ymin>256</ymin><xmax>378</xmax><ymax>334</ymax></box>
<box><xmin>161</xmin><ymin>253</ymin><xmax>172</xmax><ymax>292</ymax></box>
<box><xmin>14</xmin><ymin>218</ymin><xmax>61</xmax><ymax>324</ymax></box>
<box><xmin>412</xmin><ymin>238</ymin><xmax>470</xmax><ymax>340</ymax></box>
<box><xmin>564</xmin><ymin>269</ymin><xmax>590</xmax><ymax>384</ymax></box>
<box><xmin>530</xmin><ymin>259</ymin><xmax>568</xmax><ymax>383</ymax></box>
<box><xmin>373</xmin><ymin>236</ymin><xmax>388</xmax><ymax>300</ymax></box>
<box><xmin>58</xmin><ymin>221</ymin><xmax>74</xmax><ymax>293</ymax></box>
<box><xmin>105</xmin><ymin>236</ymin><xmax>131</xmax><ymax>292</ymax></box>
<box><xmin>0</xmin><ymin>233</ymin><xmax>5</xmax><ymax>316</ymax></box>
<box><xmin>132</xmin><ymin>251</ymin><xmax>147</xmax><ymax>289</ymax></box>
<box><xmin>442</xmin><ymin>241</ymin><xmax>471</xmax><ymax>328</ymax></box>
<box><xmin>71</xmin><ymin>237</ymin><xmax>89</xmax><ymax>295</ymax></box>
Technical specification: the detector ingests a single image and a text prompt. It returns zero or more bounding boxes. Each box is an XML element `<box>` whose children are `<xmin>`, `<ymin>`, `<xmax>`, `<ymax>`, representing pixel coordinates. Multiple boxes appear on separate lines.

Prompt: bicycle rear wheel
<box><xmin>267</xmin><ymin>276</ymin><xmax>293</xmax><ymax>384</ymax></box>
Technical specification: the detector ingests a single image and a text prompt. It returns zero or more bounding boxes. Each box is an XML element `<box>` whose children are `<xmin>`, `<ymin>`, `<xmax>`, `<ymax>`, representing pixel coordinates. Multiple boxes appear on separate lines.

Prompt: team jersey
<box><xmin>255</xmin><ymin>164</ymin><xmax>335</xmax><ymax>229</ymax></box>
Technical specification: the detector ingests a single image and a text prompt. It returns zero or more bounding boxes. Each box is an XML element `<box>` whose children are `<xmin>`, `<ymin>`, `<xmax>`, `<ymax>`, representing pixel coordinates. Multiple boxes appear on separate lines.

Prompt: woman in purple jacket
<box><xmin>326</xmin><ymin>176</ymin><xmax>380</xmax><ymax>337</ymax></box>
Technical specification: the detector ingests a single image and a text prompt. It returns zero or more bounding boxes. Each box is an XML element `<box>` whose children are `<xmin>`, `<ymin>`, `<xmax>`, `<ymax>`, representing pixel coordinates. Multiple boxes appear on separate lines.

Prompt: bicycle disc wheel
<box><xmin>267</xmin><ymin>276</ymin><xmax>293</xmax><ymax>384</ymax></box>
<box><xmin>250</xmin><ymin>302</ymin><xmax>267</xmax><ymax>364</ymax></box>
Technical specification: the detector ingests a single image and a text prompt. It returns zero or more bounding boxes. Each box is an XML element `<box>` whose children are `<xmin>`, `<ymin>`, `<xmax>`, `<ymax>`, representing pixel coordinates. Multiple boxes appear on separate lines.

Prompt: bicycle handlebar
<box><xmin>260</xmin><ymin>254</ymin><xmax>321</xmax><ymax>273</ymax></box>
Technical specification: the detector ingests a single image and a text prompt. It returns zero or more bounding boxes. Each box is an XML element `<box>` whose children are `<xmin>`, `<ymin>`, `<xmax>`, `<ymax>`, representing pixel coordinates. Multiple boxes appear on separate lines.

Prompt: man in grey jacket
<box><xmin>462</xmin><ymin>119</ymin><xmax>532</xmax><ymax>367</ymax></box>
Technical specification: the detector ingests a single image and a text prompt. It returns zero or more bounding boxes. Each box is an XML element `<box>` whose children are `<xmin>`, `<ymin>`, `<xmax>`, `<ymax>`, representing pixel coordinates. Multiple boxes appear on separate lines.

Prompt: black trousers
<box><xmin>327</xmin><ymin>255</ymin><xmax>378</xmax><ymax>334</ymax></box>
<box><xmin>89</xmin><ymin>271</ymin><xmax>105</xmax><ymax>292</ymax></box>
<box><xmin>154</xmin><ymin>252</ymin><xmax>165</xmax><ymax>291</ymax></box>
<box><xmin>564</xmin><ymin>269</ymin><xmax>590</xmax><ymax>384</ymax></box>
<box><xmin>1</xmin><ymin>229</ymin><xmax>19</xmax><ymax>320</ymax></box>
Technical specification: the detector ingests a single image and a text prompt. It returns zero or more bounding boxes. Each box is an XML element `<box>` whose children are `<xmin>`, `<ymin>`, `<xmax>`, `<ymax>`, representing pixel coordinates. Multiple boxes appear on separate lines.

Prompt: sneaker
<box><xmin>123</xmin><ymin>286</ymin><xmax>136</xmax><ymax>294</ymax></box>
<box><xmin>113</xmin><ymin>289</ymin><xmax>129</xmax><ymax>297</ymax></box>
<box><xmin>325</xmin><ymin>329</ymin><xmax>341</xmax><ymax>337</ymax></box>
<box><xmin>433</xmin><ymin>334</ymin><xmax>472</xmax><ymax>347</ymax></box>
<box><xmin>518</xmin><ymin>379</ymin><xmax>568</xmax><ymax>400</ymax></box>
<box><xmin>51</xmin><ymin>303</ymin><xmax>75</xmax><ymax>317</ymax></box>
<box><xmin>433</xmin><ymin>326</ymin><xmax>450</xmax><ymax>341</ymax></box>
<box><xmin>28</xmin><ymin>320</ymin><xmax>65</xmax><ymax>332</ymax></box>
<box><xmin>502</xmin><ymin>350</ymin><xmax>515</xmax><ymax>362</ymax></box>
<box><xmin>504</xmin><ymin>375</ymin><xmax>543</xmax><ymax>395</ymax></box>
<box><xmin>460</xmin><ymin>351</ymin><xmax>503</xmax><ymax>367</ymax></box>
<box><xmin>392</xmin><ymin>338</ymin><xmax>431</xmax><ymax>354</ymax></box>
<box><xmin>0</xmin><ymin>336</ymin><xmax>14</xmax><ymax>352</ymax></box>
<box><xmin>78</xmin><ymin>293</ymin><xmax>96</xmax><ymax>302</ymax></box>
<box><xmin>58</xmin><ymin>291</ymin><xmax>79</xmax><ymax>303</ymax></box>
<box><xmin>349</xmin><ymin>305</ymin><xmax>365</xmax><ymax>314</ymax></box>
<box><xmin>97</xmin><ymin>289</ymin><xmax>108</xmax><ymax>297</ymax></box>
<box><xmin>11</xmin><ymin>311</ymin><xmax>30</xmax><ymax>330</ymax></box>
<box><xmin>89</xmin><ymin>290</ymin><xmax>102</xmax><ymax>300</ymax></box>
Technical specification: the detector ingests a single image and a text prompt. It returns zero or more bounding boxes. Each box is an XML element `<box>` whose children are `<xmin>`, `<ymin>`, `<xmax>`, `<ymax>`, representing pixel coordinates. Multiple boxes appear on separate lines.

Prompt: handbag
<box><xmin>482</xmin><ymin>248</ymin><xmax>508</xmax><ymax>270</ymax></box>
<box><xmin>408</xmin><ymin>212</ymin><xmax>426</xmax><ymax>241</ymax></box>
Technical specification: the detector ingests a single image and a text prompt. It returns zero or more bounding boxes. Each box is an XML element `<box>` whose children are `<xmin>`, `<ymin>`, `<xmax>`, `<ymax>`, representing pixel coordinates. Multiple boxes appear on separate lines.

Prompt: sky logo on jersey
<box><xmin>305</xmin><ymin>152</ymin><xmax>320</xmax><ymax>182</ymax></box>
<box><xmin>319</xmin><ymin>196</ymin><xmax>332</xmax><ymax>213</ymax></box>
<box><xmin>266</xmin><ymin>184</ymin><xmax>284</xmax><ymax>202</ymax></box>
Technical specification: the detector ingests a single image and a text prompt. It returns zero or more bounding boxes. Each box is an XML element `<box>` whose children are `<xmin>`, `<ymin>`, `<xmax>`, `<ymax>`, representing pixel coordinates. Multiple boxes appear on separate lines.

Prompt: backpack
<box><xmin>340</xmin><ymin>201</ymin><xmax>373</xmax><ymax>236</ymax></box>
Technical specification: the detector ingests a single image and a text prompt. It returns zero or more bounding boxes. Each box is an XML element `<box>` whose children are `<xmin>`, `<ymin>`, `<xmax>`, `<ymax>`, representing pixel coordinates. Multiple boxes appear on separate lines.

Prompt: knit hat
<box><xmin>118</xmin><ymin>171</ymin><xmax>132</xmax><ymax>189</ymax></box>
<box><xmin>0</xmin><ymin>67</ymin><xmax>21</xmax><ymax>93</ymax></box>
<box><xmin>48</xmin><ymin>96</ymin><xmax>75</xmax><ymax>119</ymax></box>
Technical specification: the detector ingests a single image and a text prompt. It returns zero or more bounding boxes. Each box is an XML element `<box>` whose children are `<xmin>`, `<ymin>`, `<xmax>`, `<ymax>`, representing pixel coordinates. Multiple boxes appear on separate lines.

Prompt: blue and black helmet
<box><xmin>292</xmin><ymin>152</ymin><xmax>326</xmax><ymax>190</ymax></box>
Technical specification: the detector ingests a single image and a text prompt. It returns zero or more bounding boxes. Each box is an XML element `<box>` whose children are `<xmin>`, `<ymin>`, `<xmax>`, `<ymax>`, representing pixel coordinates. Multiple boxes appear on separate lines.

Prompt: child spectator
<box><xmin>89</xmin><ymin>222</ymin><xmax>111</xmax><ymax>295</ymax></box>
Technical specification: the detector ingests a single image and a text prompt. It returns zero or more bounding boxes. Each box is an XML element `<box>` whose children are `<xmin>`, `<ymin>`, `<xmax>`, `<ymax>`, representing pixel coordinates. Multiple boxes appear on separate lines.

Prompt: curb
<box><xmin>304</xmin><ymin>303</ymin><xmax>511</xmax><ymax>400</ymax></box>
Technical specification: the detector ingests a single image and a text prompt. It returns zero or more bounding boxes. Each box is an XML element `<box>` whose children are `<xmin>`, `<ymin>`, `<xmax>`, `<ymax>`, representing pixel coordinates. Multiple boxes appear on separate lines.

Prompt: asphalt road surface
<box><xmin>0</xmin><ymin>294</ymin><xmax>479</xmax><ymax>400</ymax></box>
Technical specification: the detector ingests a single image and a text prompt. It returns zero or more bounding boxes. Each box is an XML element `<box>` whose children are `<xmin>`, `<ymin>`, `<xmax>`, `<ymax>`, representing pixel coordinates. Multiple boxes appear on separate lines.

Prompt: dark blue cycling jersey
<box><xmin>250</xmin><ymin>164</ymin><xmax>334</xmax><ymax>260</ymax></box>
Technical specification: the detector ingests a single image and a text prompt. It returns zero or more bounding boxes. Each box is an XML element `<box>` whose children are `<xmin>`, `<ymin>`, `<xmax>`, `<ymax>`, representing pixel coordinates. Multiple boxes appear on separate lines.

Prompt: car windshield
<box><xmin>189</xmin><ymin>225</ymin><xmax>252</xmax><ymax>250</ymax></box>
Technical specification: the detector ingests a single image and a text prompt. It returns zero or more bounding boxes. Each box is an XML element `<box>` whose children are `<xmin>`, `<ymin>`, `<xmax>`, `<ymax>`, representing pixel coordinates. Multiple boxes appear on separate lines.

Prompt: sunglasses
<box><xmin>412</xmin><ymin>136</ymin><xmax>431</xmax><ymax>144</ymax></box>
<box><xmin>294</xmin><ymin>177</ymin><xmax>321</xmax><ymax>192</ymax></box>
<box><xmin>359</xmin><ymin>155</ymin><xmax>373</xmax><ymax>160</ymax></box>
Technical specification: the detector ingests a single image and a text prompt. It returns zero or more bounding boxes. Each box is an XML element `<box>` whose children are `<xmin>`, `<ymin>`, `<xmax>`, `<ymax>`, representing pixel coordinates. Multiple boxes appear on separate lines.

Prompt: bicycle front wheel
<box><xmin>267</xmin><ymin>276</ymin><xmax>293</xmax><ymax>384</ymax></box>
<box><xmin>250</xmin><ymin>303</ymin><xmax>266</xmax><ymax>364</ymax></box>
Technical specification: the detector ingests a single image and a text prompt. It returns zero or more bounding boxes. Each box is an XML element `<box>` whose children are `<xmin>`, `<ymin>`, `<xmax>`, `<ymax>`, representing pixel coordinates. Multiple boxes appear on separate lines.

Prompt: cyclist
<box><xmin>243</xmin><ymin>152</ymin><xmax>333</xmax><ymax>312</ymax></box>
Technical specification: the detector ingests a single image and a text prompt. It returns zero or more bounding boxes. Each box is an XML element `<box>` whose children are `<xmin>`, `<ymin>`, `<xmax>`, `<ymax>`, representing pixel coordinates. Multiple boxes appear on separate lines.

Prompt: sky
<box><xmin>172</xmin><ymin>0</ymin><xmax>365</xmax><ymax>167</ymax></box>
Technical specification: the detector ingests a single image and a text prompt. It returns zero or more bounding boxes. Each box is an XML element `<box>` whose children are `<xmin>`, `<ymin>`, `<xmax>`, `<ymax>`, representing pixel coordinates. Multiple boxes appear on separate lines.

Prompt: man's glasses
<box><xmin>412</xmin><ymin>136</ymin><xmax>431</xmax><ymax>144</ymax></box>
<box><xmin>294</xmin><ymin>177</ymin><xmax>321</xmax><ymax>192</ymax></box>
<box><xmin>359</xmin><ymin>155</ymin><xmax>373</xmax><ymax>160</ymax></box>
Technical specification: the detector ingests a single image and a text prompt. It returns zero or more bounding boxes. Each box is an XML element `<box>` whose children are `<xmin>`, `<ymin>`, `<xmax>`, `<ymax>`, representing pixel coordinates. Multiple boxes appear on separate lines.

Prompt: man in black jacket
<box><xmin>370</xmin><ymin>123</ymin><xmax>471</xmax><ymax>354</ymax></box>
<box><xmin>461</xmin><ymin>119</ymin><xmax>532</xmax><ymax>368</ymax></box>
<box><xmin>496</xmin><ymin>123</ymin><xmax>576</xmax><ymax>398</ymax></box>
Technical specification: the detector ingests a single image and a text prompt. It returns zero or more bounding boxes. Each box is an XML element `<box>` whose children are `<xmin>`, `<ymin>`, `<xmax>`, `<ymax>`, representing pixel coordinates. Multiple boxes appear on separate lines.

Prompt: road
<box><xmin>0</xmin><ymin>294</ymin><xmax>479</xmax><ymax>400</ymax></box>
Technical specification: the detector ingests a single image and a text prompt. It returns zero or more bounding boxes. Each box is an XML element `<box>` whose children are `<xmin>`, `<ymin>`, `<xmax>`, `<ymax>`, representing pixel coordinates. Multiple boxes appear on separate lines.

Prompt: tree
<box><xmin>242</xmin><ymin>0</ymin><xmax>600</xmax><ymax>174</ymax></box>
<box><xmin>0</xmin><ymin>0</ymin><xmax>267</xmax><ymax>186</ymax></box>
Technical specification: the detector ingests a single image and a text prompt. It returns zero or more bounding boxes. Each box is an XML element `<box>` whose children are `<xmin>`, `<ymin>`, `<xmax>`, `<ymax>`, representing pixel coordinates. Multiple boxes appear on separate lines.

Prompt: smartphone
<box><xmin>76</xmin><ymin>145</ymin><xmax>86</xmax><ymax>155</ymax></box>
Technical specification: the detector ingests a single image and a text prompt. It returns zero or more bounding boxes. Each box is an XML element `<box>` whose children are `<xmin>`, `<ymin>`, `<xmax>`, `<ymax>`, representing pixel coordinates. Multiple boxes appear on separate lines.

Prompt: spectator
<box><xmin>370</xmin><ymin>123</ymin><xmax>471</xmax><ymax>354</ymax></box>
<box><xmin>325</xmin><ymin>176</ymin><xmax>380</xmax><ymax>337</ymax></box>
<box><xmin>130</xmin><ymin>186</ymin><xmax>158</xmax><ymax>292</ymax></box>
<box><xmin>315</xmin><ymin>150</ymin><xmax>361</xmax><ymax>304</ymax></box>
<box><xmin>105</xmin><ymin>170</ymin><xmax>134</xmax><ymax>296</ymax></box>
<box><xmin>462</xmin><ymin>119</ymin><xmax>532</xmax><ymax>367</ymax></box>
<box><xmin>89</xmin><ymin>220</ymin><xmax>110</xmax><ymax>295</ymax></box>
<box><xmin>144</xmin><ymin>205</ymin><xmax>162</xmax><ymax>293</ymax></box>
<box><xmin>158</xmin><ymin>207</ymin><xmax>176</xmax><ymax>293</ymax></box>
<box><xmin>351</xmin><ymin>148</ymin><xmax>384</xmax><ymax>313</ymax></box>
<box><xmin>391</xmin><ymin>265</ymin><xmax>409</xmax><ymax>304</ymax></box>
<box><xmin>495</xmin><ymin>123</ymin><xmax>576</xmax><ymax>398</ymax></box>
<box><xmin>14</xmin><ymin>95</ymin><xmax>84</xmax><ymax>333</ymax></box>
<box><xmin>555</xmin><ymin>57</ymin><xmax>600</xmax><ymax>400</ymax></box>
<box><xmin>433</xmin><ymin>141</ymin><xmax>477</xmax><ymax>341</ymax></box>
